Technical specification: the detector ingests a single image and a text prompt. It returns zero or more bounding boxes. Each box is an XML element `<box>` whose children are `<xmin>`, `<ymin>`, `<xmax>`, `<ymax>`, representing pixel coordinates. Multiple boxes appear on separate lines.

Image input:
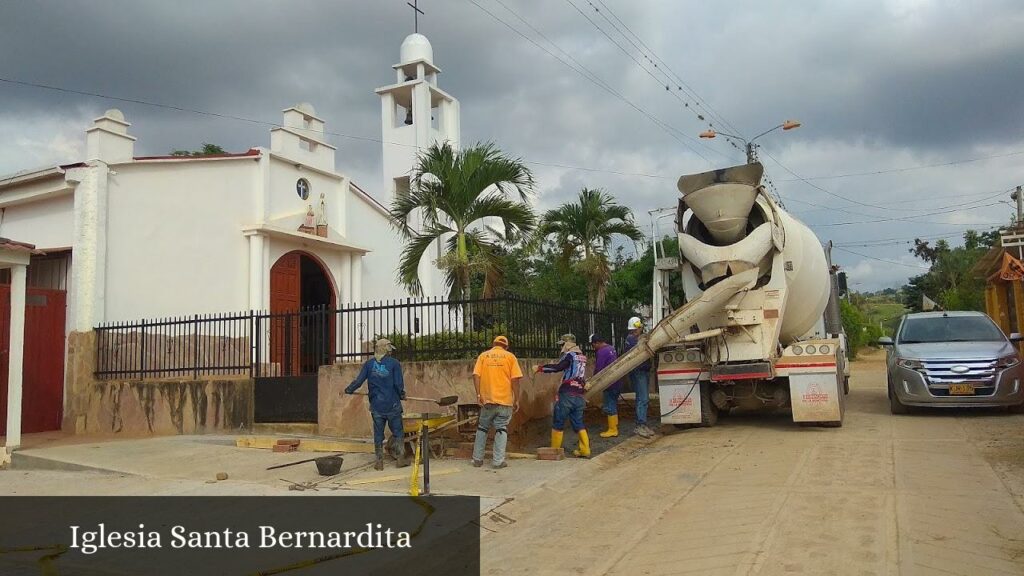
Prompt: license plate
<box><xmin>948</xmin><ymin>384</ymin><xmax>975</xmax><ymax>395</ymax></box>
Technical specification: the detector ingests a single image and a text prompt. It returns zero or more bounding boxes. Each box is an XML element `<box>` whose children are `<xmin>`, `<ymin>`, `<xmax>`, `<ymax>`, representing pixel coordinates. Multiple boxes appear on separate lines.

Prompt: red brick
<box><xmin>536</xmin><ymin>447</ymin><xmax>564</xmax><ymax>456</ymax></box>
<box><xmin>537</xmin><ymin>452</ymin><xmax>565</xmax><ymax>461</ymax></box>
<box><xmin>276</xmin><ymin>439</ymin><xmax>301</xmax><ymax>447</ymax></box>
<box><xmin>272</xmin><ymin>444</ymin><xmax>297</xmax><ymax>453</ymax></box>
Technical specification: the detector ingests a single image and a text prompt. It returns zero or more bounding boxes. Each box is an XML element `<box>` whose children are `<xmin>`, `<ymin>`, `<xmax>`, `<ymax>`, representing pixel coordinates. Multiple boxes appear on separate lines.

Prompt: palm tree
<box><xmin>390</xmin><ymin>142</ymin><xmax>536</xmax><ymax>302</ymax></box>
<box><xmin>536</xmin><ymin>188</ymin><xmax>644</xmax><ymax>308</ymax></box>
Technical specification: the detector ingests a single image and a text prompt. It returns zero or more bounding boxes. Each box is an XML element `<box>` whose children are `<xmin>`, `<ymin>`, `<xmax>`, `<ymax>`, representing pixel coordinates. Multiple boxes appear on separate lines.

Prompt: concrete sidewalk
<box><xmin>2</xmin><ymin>433</ymin><xmax>588</xmax><ymax>502</ymax></box>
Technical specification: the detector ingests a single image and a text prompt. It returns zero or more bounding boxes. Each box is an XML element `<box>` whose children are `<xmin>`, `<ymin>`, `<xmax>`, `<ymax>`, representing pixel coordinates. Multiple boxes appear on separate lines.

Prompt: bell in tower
<box><xmin>404</xmin><ymin>108</ymin><xmax>413</xmax><ymax>126</ymax></box>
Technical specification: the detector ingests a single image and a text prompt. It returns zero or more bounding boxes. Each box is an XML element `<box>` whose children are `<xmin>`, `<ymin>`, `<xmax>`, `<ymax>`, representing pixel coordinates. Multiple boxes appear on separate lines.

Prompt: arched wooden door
<box><xmin>268</xmin><ymin>252</ymin><xmax>336</xmax><ymax>377</ymax></box>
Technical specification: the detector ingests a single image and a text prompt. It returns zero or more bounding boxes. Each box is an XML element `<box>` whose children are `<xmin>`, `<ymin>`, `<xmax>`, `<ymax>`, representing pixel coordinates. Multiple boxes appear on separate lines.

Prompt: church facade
<box><xmin>0</xmin><ymin>33</ymin><xmax>459</xmax><ymax>440</ymax></box>
<box><xmin>0</xmin><ymin>32</ymin><xmax>459</xmax><ymax>328</ymax></box>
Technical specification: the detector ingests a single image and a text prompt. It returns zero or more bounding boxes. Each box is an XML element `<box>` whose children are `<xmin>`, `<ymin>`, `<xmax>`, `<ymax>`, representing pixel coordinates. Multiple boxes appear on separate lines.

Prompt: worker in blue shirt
<box><xmin>345</xmin><ymin>338</ymin><xmax>407</xmax><ymax>470</ymax></box>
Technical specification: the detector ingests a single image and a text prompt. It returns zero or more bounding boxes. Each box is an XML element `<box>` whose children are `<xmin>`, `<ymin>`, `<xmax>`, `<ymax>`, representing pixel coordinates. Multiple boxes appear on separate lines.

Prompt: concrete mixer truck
<box><xmin>586</xmin><ymin>162</ymin><xmax>849</xmax><ymax>427</ymax></box>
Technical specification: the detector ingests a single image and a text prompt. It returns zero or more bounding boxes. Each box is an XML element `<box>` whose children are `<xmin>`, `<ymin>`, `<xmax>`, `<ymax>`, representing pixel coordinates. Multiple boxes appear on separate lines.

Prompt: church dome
<box><xmin>400</xmin><ymin>33</ymin><xmax>433</xmax><ymax>64</ymax></box>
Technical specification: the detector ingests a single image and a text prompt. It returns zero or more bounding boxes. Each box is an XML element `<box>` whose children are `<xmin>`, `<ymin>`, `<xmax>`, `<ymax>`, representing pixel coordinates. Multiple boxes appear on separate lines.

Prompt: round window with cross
<box><xmin>296</xmin><ymin>178</ymin><xmax>311</xmax><ymax>200</ymax></box>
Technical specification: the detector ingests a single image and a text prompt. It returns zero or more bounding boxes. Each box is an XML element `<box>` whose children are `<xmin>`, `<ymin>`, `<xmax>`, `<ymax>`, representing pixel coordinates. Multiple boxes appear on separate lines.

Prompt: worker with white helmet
<box><xmin>625</xmin><ymin>316</ymin><xmax>655</xmax><ymax>438</ymax></box>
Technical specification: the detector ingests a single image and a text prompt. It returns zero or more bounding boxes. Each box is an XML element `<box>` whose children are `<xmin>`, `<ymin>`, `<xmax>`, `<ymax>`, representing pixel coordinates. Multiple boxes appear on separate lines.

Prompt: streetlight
<box><xmin>699</xmin><ymin>120</ymin><xmax>801</xmax><ymax>163</ymax></box>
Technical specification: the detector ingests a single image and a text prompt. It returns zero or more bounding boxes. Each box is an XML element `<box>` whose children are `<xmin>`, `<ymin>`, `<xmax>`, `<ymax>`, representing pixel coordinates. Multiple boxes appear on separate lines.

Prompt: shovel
<box><xmin>346</xmin><ymin>391</ymin><xmax>458</xmax><ymax>407</ymax></box>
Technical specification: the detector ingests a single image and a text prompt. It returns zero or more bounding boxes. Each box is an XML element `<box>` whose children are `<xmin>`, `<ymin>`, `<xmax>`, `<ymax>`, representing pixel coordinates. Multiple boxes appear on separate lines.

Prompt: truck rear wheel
<box><xmin>671</xmin><ymin>382</ymin><xmax>718</xmax><ymax>429</ymax></box>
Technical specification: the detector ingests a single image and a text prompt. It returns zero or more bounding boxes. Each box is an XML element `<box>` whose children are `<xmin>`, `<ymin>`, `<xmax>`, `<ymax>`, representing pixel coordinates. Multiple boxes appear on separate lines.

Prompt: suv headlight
<box><xmin>997</xmin><ymin>354</ymin><xmax>1021</xmax><ymax>369</ymax></box>
<box><xmin>896</xmin><ymin>358</ymin><xmax>923</xmax><ymax>370</ymax></box>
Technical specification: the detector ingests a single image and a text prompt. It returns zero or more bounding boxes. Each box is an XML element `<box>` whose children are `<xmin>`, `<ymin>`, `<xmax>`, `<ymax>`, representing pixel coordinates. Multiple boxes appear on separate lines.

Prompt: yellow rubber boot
<box><xmin>573</xmin><ymin>429</ymin><xmax>591</xmax><ymax>458</ymax></box>
<box><xmin>551</xmin><ymin>429</ymin><xmax>564</xmax><ymax>449</ymax></box>
<box><xmin>599</xmin><ymin>415</ymin><xmax>619</xmax><ymax>438</ymax></box>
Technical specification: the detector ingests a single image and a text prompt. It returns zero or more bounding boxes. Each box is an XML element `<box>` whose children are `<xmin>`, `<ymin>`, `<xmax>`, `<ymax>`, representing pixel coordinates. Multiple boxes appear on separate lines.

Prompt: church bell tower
<box><xmin>376</xmin><ymin>30</ymin><xmax>461</xmax><ymax>297</ymax></box>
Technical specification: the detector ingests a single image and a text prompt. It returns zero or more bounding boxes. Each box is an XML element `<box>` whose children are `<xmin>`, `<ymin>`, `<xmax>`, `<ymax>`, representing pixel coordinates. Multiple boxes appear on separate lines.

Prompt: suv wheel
<box><xmin>889</xmin><ymin>381</ymin><xmax>909</xmax><ymax>414</ymax></box>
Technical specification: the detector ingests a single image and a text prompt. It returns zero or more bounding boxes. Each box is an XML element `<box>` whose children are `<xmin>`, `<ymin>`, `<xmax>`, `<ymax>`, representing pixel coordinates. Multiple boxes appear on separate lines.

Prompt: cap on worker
<box><xmin>627</xmin><ymin>316</ymin><xmax>643</xmax><ymax>330</ymax></box>
<box><xmin>375</xmin><ymin>338</ymin><xmax>395</xmax><ymax>351</ymax></box>
<box><xmin>589</xmin><ymin>333</ymin><xmax>607</xmax><ymax>344</ymax></box>
<box><xmin>559</xmin><ymin>333</ymin><xmax>577</xmax><ymax>343</ymax></box>
<box><xmin>493</xmin><ymin>335</ymin><xmax>510</xmax><ymax>347</ymax></box>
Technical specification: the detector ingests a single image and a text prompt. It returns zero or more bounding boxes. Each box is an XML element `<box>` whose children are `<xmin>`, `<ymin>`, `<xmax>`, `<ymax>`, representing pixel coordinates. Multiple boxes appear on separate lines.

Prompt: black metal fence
<box><xmin>94</xmin><ymin>297</ymin><xmax>635</xmax><ymax>380</ymax></box>
<box><xmin>94</xmin><ymin>312</ymin><xmax>254</xmax><ymax>380</ymax></box>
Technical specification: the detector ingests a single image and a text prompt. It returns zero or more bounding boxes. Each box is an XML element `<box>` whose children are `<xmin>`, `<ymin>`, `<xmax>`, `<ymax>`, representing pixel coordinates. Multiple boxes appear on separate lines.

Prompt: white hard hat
<box><xmin>627</xmin><ymin>316</ymin><xmax>643</xmax><ymax>330</ymax></box>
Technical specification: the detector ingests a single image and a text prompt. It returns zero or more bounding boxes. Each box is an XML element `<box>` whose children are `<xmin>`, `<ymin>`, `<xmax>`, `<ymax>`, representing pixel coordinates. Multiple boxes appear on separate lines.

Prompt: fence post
<box><xmin>139</xmin><ymin>319</ymin><xmax>147</xmax><ymax>380</ymax></box>
<box><xmin>406</xmin><ymin>297</ymin><xmax>413</xmax><ymax>360</ymax></box>
<box><xmin>192</xmin><ymin>314</ymin><xmax>200</xmax><ymax>380</ymax></box>
<box><xmin>248</xmin><ymin>310</ymin><xmax>254</xmax><ymax>379</ymax></box>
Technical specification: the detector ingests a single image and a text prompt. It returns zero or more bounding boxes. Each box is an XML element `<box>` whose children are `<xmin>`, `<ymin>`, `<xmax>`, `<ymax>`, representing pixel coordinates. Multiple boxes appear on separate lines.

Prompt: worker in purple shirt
<box><xmin>590</xmin><ymin>333</ymin><xmax>625</xmax><ymax>438</ymax></box>
<box><xmin>625</xmin><ymin>316</ymin><xmax>655</xmax><ymax>438</ymax></box>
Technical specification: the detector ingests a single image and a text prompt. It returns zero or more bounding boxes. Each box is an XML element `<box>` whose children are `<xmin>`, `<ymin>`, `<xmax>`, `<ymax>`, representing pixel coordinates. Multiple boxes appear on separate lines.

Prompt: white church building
<box><xmin>0</xmin><ymin>33</ymin><xmax>459</xmax><ymax>444</ymax></box>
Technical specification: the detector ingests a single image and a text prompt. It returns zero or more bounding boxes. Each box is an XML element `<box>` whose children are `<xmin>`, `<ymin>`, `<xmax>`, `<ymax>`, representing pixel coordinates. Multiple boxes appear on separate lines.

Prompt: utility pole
<box><xmin>745</xmin><ymin>142</ymin><xmax>756</xmax><ymax>164</ymax></box>
<box><xmin>1013</xmin><ymin>185</ymin><xmax>1023</xmax><ymax>227</ymax></box>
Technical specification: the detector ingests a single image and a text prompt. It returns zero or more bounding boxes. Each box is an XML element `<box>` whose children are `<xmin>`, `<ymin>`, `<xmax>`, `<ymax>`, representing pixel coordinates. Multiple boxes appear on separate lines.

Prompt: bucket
<box><xmin>315</xmin><ymin>455</ymin><xmax>344</xmax><ymax>476</ymax></box>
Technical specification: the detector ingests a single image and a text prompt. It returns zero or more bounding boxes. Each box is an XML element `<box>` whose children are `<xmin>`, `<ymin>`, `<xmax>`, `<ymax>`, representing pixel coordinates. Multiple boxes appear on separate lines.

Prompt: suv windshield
<box><xmin>898</xmin><ymin>316</ymin><xmax>1006</xmax><ymax>344</ymax></box>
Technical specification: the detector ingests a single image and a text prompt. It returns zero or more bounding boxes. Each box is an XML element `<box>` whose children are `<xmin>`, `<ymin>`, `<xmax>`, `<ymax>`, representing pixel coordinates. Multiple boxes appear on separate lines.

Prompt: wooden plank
<box><xmin>443</xmin><ymin>448</ymin><xmax>534</xmax><ymax>460</ymax></box>
<box><xmin>343</xmin><ymin>468</ymin><xmax>460</xmax><ymax>486</ymax></box>
<box><xmin>235</xmin><ymin>436</ymin><xmax>375</xmax><ymax>454</ymax></box>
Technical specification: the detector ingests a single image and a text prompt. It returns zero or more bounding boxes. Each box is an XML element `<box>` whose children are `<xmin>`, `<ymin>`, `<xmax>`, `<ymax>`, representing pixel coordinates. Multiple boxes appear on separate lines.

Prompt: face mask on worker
<box><xmin>560</xmin><ymin>340</ymin><xmax>580</xmax><ymax>355</ymax></box>
<box><xmin>374</xmin><ymin>341</ymin><xmax>393</xmax><ymax>362</ymax></box>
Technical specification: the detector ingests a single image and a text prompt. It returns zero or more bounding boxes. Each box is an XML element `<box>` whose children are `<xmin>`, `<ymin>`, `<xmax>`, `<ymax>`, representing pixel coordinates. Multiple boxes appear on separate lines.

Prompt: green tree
<box><xmin>169</xmin><ymin>143</ymin><xmax>227</xmax><ymax>157</ymax></box>
<box><xmin>536</xmin><ymin>188</ymin><xmax>644</xmax><ymax>308</ymax></box>
<box><xmin>391</xmin><ymin>142</ymin><xmax>536</xmax><ymax>301</ymax></box>
<box><xmin>902</xmin><ymin>230</ymin><xmax>998</xmax><ymax>311</ymax></box>
<box><xmin>605</xmin><ymin>236</ymin><xmax>684</xmax><ymax>311</ymax></box>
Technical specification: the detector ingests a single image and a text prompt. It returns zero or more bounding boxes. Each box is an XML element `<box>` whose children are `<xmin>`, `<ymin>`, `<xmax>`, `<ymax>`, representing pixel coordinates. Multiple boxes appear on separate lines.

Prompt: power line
<box><xmin>833</xmin><ymin>230</ymin><xmax>987</xmax><ymax>247</ymax></box>
<box><xmin>465</xmin><ymin>0</ymin><xmax>716</xmax><ymax>163</ymax></box>
<box><xmin>562</xmin><ymin>0</ymin><xmax>739</xmax><ymax>161</ymax></box>
<box><xmin>592</xmin><ymin>0</ymin><xmax>744</xmax><ymax>138</ymax></box>
<box><xmin>832</xmin><ymin>246</ymin><xmax>931</xmax><ymax>270</ymax></box>
<box><xmin>778</xmin><ymin>149</ymin><xmax>1024</xmax><ymax>181</ymax></box>
<box><xmin>813</xmin><ymin>202</ymin><xmax>1005</xmax><ymax>227</ymax></box>
<box><xmin>583</xmin><ymin>0</ymin><xmax>743</xmax><ymax>142</ymax></box>
<box><xmin>792</xmin><ymin>187</ymin><xmax>1014</xmax><ymax>218</ymax></box>
<box><xmin>0</xmin><ymin>74</ymin><xmax>700</xmax><ymax>179</ymax></box>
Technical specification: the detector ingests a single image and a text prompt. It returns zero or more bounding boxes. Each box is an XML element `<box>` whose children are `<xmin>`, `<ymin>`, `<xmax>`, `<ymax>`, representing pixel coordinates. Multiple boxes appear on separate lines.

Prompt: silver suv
<box><xmin>880</xmin><ymin>311</ymin><xmax>1024</xmax><ymax>413</ymax></box>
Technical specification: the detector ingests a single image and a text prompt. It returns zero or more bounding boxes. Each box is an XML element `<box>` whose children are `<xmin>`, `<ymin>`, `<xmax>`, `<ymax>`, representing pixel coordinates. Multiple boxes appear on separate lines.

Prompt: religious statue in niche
<box><xmin>298</xmin><ymin>204</ymin><xmax>315</xmax><ymax>235</ymax></box>
<box><xmin>315</xmin><ymin>192</ymin><xmax>328</xmax><ymax>237</ymax></box>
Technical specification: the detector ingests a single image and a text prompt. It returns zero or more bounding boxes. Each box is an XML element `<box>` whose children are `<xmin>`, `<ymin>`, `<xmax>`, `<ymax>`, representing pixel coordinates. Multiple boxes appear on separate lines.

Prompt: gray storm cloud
<box><xmin>2</xmin><ymin>0</ymin><xmax>1022</xmax><ymax>290</ymax></box>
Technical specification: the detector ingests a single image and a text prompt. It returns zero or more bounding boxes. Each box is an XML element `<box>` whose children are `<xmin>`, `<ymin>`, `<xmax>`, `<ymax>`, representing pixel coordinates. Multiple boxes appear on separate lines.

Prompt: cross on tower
<box><xmin>407</xmin><ymin>0</ymin><xmax>424</xmax><ymax>33</ymax></box>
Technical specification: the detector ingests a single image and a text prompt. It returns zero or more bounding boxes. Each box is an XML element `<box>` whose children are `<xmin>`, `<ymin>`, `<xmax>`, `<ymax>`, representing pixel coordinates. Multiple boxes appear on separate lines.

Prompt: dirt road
<box><xmin>479</xmin><ymin>350</ymin><xmax>1024</xmax><ymax>575</ymax></box>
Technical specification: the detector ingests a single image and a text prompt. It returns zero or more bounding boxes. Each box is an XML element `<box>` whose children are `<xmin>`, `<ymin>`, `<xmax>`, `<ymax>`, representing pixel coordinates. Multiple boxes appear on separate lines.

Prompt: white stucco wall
<box><xmin>0</xmin><ymin>194</ymin><xmax>76</xmax><ymax>249</ymax></box>
<box><xmin>103</xmin><ymin>159</ymin><xmax>255</xmax><ymax>320</ymax></box>
<box><xmin>266</xmin><ymin>155</ymin><xmax>346</xmax><ymax>232</ymax></box>
<box><xmin>348</xmin><ymin>192</ymin><xmax>409</xmax><ymax>303</ymax></box>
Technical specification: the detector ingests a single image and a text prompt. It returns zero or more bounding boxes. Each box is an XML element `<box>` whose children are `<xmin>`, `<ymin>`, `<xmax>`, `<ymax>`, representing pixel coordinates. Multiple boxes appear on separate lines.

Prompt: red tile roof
<box><xmin>0</xmin><ymin>238</ymin><xmax>41</xmax><ymax>254</ymax></box>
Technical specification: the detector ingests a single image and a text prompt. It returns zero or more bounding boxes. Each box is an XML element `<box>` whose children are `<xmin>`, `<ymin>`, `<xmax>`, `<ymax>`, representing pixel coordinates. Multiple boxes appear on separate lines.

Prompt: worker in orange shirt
<box><xmin>471</xmin><ymin>335</ymin><xmax>523</xmax><ymax>469</ymax></box>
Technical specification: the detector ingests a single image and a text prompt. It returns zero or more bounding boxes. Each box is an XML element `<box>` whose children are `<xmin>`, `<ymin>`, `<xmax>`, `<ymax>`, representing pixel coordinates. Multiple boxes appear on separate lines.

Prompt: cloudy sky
<box><xmin>2</xmin><ymin>0</ymin><xmax>1023</xmax><ymax>290</ymax></box>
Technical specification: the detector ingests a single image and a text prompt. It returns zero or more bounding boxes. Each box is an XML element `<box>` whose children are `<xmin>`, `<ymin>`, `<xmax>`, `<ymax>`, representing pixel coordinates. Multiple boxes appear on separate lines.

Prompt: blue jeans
<box><xmin>473</xmin><ymin>404</ymin><xmax>513</xmax><ymax>465</ymax></box>
<box><xmin>372</xmin><ymin>409</ymin><xmax>404</xmax><ymax>459</ymax></box>
<box><xmin>630</xmin><ymin>371</ymin><xmax>650</xmax><ymax>426</ymax></box>
<box><xmin>602</xmin><ymin>389</ymin><xmax>619</xmax><ymax>415</ymax></box>
<box><xmin>553</xmin><ymin>392</ymin><xmax>586</xmax><ymax>432</ymax></box>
